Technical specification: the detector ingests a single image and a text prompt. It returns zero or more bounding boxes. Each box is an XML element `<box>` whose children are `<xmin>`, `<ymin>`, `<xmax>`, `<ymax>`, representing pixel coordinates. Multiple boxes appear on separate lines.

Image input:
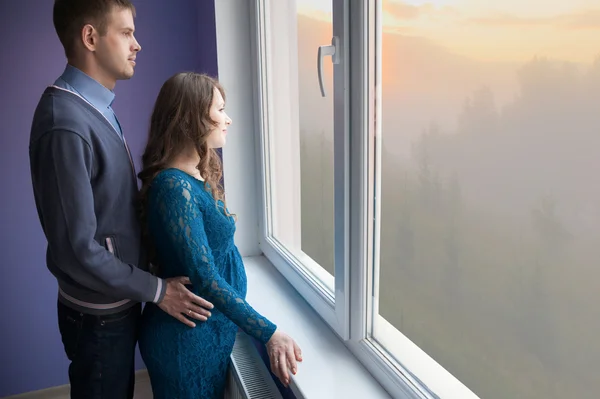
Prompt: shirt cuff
<box><xmin>153</xmin><ymin>277</ymin><xmax>166</xmax><ymax>303</ymax></box>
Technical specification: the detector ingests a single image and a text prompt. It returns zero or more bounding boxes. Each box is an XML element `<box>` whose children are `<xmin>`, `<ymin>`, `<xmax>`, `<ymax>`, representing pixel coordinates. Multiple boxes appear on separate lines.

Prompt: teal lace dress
<box><xmin>138</xmin><ymin>169</ymin><xmax>277</xmax><ymax>399</ymax></box>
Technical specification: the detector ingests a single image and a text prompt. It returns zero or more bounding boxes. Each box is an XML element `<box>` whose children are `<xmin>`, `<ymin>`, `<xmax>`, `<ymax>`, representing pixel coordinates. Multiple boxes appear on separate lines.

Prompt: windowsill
<box><xmin>243</xmin><ymin>255</ymin><xmax>391</xmax><ymax>399</ymax></box>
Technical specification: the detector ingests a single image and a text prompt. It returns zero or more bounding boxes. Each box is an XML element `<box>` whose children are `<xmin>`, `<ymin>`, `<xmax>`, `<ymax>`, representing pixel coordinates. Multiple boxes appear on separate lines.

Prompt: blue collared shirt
<box><xmin>54</xmin><ymin>65</ymin><xmax>123</xmax><ymax>138</ymax></box>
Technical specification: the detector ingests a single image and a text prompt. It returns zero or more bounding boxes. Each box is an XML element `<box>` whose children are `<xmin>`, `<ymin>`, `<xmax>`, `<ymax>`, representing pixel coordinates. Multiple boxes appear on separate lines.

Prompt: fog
<box><xmin>296</xmin><ymin>11</ymin><xmax>600</xmax><ymax>399</ymax></box>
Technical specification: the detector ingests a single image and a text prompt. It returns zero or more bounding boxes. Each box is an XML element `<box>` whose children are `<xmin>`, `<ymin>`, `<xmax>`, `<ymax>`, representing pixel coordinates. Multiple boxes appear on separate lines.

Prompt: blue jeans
<box><xmin>57</xmin><ymin>300</ymin><xmax>141</xmax><ymax>399</ymax></box>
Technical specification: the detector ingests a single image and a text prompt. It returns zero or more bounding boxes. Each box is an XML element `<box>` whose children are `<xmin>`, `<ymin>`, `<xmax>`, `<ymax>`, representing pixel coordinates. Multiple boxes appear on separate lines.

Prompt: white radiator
<box><xmin>225</xmin><ymin>331</ymin><xmax>283</xmax><ymax>399</ymax></box>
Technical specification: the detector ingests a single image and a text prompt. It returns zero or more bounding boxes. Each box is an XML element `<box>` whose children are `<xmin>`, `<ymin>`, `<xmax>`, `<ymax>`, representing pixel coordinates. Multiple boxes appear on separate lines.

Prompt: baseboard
<box><xmin>5</xmin><ymin>370</ymin><xmax>150</xmax><ymax>399</ymax></box>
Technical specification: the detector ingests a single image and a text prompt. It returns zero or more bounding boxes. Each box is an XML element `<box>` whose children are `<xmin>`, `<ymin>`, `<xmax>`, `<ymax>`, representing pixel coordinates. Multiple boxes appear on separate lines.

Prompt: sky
<box><xmin>297</xmin><ymin>0</ymin><xmax>600</xmax><ymax>63</ymax></box>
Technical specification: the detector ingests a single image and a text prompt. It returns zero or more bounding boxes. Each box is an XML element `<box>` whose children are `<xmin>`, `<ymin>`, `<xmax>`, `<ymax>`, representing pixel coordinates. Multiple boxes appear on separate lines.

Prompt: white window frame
<box><xmin>249</xmin><ymin>0</ymin><xmax>481</xmax><ymax>398</ymax></box>
<box><xmin>248</xmin><ymin>0</ymin><xmax>350</xmax><ymax>339</ymax></box>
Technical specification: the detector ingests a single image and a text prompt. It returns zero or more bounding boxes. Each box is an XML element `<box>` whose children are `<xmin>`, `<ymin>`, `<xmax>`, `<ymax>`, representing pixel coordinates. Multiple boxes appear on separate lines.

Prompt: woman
<box><xmin>138</xmin><ymin>72</ymin><xmax>302</xmax><ymax>398</ymax></box>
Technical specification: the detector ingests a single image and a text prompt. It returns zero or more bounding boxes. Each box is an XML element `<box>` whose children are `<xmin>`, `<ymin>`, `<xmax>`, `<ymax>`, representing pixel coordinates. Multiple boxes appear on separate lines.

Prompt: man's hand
<box><xmin>157</xmin><ymin>277</ymin><xmax>214</xmax><ymax>327</ymax></box>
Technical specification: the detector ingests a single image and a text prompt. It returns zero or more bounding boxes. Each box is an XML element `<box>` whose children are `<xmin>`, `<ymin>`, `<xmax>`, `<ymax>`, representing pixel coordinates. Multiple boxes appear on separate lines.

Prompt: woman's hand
<box><xmin>266</xmin><ymin>330</ymin><xmax>303</xmax><ymax>387</ymax></box>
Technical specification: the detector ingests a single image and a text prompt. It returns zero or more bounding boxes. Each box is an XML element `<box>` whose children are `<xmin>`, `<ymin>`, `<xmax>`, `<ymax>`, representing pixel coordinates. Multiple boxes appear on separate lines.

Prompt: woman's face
<box><xmin>206</xmin><ymin>88</ymin><xmax>232</xmax><ymax>149</ymax></box>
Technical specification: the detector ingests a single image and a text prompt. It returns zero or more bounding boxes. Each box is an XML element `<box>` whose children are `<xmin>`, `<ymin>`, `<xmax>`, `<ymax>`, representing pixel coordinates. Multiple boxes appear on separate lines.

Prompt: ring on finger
<box><xmin>188</xmin><ymin>309</ymin><xmax>192</xmax><ymax>316</ymax></box>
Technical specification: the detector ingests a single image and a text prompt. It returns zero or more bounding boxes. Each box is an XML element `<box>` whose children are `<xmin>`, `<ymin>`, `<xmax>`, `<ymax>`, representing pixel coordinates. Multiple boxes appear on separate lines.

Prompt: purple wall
<box><xmin>0</xmin><ymin>0</ymin><xmax>217</xmax><ymax>396</ymax></box>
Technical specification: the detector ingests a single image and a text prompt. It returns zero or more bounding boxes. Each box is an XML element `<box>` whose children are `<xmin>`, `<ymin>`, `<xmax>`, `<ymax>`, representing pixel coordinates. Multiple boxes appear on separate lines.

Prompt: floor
<box><xmin>133</xmin><ymin>375</ymin><xmax>153</xmax><ymax>399</ymax></box>
<box><xmin>11</xmin><ymin>372</ymin><xmax>154</xmax><ymax>399</ymax></box>
<box><xmin>53</xmin><ymin>382</ymin><xmax>152</xmax><ymax>399</ymax></box>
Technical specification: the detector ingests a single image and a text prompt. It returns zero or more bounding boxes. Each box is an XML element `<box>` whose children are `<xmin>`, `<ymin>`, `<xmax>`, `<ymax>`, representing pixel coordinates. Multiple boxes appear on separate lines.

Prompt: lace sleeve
<box><xmin>150</xmin><ymin>175</ymin><xmax>277</xmax><ymax>343</ymax></box>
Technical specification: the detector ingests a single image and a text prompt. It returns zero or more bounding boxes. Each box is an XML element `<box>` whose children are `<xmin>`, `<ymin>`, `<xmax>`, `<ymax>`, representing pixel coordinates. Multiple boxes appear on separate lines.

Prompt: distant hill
<box><xmin>296</xmin><ymin>14</ymin><xmax>518</xmax><ymax>157</ymax></box>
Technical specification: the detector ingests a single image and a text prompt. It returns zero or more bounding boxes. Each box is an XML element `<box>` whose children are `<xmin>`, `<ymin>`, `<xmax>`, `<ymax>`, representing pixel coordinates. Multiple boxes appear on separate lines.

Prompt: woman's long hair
<box><xmin>137</xmin><ymin>72</ymin><xmax>231</xmax><ymax>271</ymax></box>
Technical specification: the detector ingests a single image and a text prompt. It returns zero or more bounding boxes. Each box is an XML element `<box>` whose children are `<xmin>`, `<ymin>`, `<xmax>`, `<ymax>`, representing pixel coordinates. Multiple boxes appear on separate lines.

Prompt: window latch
<box><xmin>317</xmin><ymin>36</ymin><xmax>340</xmax><ymax>97</ymax></box>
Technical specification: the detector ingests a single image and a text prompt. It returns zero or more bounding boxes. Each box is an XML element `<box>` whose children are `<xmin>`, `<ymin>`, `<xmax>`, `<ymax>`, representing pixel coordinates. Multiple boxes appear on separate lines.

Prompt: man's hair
<box><xmin>53</xmin><ymin>0</ymin><xmax>136</xmax><ymax>59</ymax></box>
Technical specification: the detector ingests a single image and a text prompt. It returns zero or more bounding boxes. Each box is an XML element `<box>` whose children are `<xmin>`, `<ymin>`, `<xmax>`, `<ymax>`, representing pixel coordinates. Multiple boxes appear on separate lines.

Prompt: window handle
<box><xmin>317</xmin><ymin>36</ymin><xmax>339</xmax><ymax>97</ymax></box>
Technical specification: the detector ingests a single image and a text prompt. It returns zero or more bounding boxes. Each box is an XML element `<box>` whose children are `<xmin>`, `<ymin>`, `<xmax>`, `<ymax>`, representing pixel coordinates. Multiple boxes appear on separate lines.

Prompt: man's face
<box><xmin>94</xmin><ymin>7</ymin><xmax>141</xmax><ymax>84</ymax></box>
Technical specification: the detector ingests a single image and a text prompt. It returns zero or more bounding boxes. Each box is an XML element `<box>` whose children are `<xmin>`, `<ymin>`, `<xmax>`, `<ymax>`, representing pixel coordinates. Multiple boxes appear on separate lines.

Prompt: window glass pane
<box><xmin>298</xmin><ymin>1</ymin><xmax>335</xmax><ymax>275</ymax></box>
<box><xmin>376</xmin><ymin>1</ymin><xmax>600</xmax><ymax>398</ymax></box>
<box><xmin>269</xmin><ymin>1</ymin><xmax>335</xmax><ymax>277</ymax></box>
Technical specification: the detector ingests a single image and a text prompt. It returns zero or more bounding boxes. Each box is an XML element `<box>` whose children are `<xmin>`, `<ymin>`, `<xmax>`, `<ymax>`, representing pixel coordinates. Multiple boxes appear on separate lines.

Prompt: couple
<box><xmin>29</xmin><ymin>1</ymin><xmax>301</xmax><ymax>398</ymax></box>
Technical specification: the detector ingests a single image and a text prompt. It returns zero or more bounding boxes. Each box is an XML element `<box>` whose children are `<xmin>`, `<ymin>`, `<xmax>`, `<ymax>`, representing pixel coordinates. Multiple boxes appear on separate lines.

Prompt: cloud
<box><xmin>385</xmin><ymin>2</ymin><xmax>422</xmax><ymax>20</ymax></box>
<box><xmin>562</xmin><ymin>10</ymin><xmax>600</xmax><ymax>30</ymax></box>
<box><xmin>384</xmin><ymin>26</ymin><xmax>415</xmax><ymax>35</ymax></box>
<box><xmin>467</xmin><ymin>14</ymin><xmax>546</xmax><ymax>27</ymax></box>
<box><xmin>466</xmin><ymin>9</ymin><xmax>600</xmax><ymax>30</ymax></box>
<box><xmin>384</xmin><ymin>1</ymin><xmax>458</xmax><ymax>21</ymax></box>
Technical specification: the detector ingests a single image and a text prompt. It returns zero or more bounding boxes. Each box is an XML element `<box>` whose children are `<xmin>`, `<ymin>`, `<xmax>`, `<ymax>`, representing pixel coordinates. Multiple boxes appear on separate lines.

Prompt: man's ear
<box><xmin>81</xmin><ymin>24</ymin><xmax>99</xmax><ymax>52</ymax></box>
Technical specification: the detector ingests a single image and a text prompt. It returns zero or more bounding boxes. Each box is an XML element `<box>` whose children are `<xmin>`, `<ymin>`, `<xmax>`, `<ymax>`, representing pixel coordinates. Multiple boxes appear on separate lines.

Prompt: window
<box><xmin>250</xmin><ymin>0</ymin><xmax>349</xmax><ymax>336</ymax></box>
<box><xmin>373</xmin><ymin>1</ymin><xmax>600</xmax><ymax>398</ymax></box>
<box><xmin>252</xmin><ymin>0</ymin><xmax>600</xmax><ymax>398</ymax></box>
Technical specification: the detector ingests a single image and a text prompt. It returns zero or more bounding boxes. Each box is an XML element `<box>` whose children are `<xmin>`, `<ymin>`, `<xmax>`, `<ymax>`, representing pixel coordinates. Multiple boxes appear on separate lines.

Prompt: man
<box><xmin>29</xmin><ymin>1</ymin><xmax>213</xmax><ymax>397</ymax></box>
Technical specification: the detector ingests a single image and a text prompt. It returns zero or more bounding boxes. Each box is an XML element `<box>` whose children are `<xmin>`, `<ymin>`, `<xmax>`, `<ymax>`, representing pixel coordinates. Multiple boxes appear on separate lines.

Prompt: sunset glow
<box><xmin>298</xmin><ymin>0</ymin><xmax>600</xmax><ymax>63</ymax></box>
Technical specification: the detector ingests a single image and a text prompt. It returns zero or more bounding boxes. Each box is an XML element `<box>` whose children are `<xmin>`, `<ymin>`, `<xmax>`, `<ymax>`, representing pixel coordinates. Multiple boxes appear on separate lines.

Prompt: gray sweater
<box><xmin>29</xmin><ymin>86</ymin><xmax>166</xmax><ymax>315</ymax></box>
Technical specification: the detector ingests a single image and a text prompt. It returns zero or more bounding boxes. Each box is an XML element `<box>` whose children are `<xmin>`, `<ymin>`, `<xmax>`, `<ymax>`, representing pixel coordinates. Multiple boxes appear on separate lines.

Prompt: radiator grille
<box><xmin>225</xmin><ymin>331</ymin><xmax>283</xmax><ymax>399</ymax></box>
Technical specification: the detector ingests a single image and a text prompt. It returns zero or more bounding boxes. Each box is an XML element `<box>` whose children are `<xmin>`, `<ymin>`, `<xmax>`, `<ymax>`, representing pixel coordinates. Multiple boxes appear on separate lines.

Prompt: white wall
<box><xmin>214</xmin><ymin>0</ymin><xmax>261</xmax><ymax>256</ymax></box>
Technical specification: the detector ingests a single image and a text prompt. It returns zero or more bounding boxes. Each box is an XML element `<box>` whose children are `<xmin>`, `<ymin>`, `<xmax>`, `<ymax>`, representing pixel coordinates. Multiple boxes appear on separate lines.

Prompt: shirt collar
<box><xmin>58</xmin><ymin>64</ymin><xmax>116</xmax><ymax>110</ymax></box>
